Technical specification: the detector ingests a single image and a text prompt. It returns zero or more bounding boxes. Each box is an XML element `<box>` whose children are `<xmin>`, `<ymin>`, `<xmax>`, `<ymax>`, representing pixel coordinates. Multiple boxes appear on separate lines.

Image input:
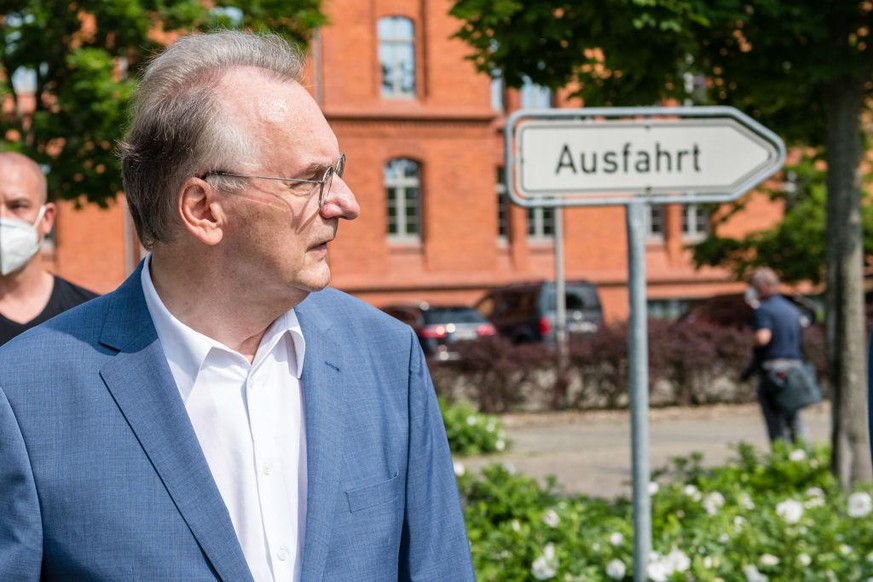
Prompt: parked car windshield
<box><xmin>543</xmin><ymin>285</ymin><xmax>601</xmax><ymax>311</ymax></box>
<box><xmin>422</xmin><ymin>307</ymin><xmax>488</xmax><ymax>325</ymax></box>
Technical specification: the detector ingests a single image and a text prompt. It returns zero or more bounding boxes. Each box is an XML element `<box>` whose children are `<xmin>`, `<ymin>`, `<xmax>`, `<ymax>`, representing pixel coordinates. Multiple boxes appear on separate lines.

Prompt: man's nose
<box><xmin>320</xmin><ymin>177</ymin><xmax>360</xmax><ymax>220</ymax></box>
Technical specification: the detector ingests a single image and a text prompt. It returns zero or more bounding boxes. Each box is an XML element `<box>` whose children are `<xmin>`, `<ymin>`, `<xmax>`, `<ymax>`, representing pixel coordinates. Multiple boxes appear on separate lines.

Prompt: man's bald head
<box><xmin>0</xmin><ymin>152</ymin><xmax>48</xmax><ymax>204</ymax></box>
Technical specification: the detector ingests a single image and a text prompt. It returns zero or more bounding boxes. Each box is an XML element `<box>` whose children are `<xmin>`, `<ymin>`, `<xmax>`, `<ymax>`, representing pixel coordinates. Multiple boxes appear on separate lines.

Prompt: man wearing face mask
<box><xmin>0</xmin><ymin>152</ymin><xmax>97</xmax><ymax>346</ymax></box>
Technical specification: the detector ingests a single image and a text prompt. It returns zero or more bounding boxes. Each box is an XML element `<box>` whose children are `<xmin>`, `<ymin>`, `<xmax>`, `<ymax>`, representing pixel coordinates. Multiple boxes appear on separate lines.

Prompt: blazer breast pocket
<box><xmin>345</xmin><ymin>472</ymin><xmax>401</xmax><ymax>513</ymax></box>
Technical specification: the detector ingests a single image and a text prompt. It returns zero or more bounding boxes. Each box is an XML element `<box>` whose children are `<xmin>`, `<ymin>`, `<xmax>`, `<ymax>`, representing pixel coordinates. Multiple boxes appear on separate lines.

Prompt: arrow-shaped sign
<box><xmin>507</xmin><ymin>106</ymin><xmax>785</xmax><ymax>207</ymax></box>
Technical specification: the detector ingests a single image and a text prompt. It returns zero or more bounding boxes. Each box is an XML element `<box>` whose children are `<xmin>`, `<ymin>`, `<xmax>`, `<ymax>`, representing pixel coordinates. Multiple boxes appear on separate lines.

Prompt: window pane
<box><xmin>385</xmin><ymin>159</ymin><xmax>421</xmax><ymax>239</ymax></box>
<box><xmin>682</xmin><ymin>204</ymin><xmax>709</xmax><ymax>238</ymax></box>
<box><xmin>647</xmin><ymin>206</ymin><xmax>664</xmax><ymax>238</ymax></box>
<box><xmin>378</xmin><ymin>16</ymin><xmax>416</xmax><ymax>98</ymax></box>
<box><xmin>520</xmin><ymin>77</ymin><xmax>552</xmax><ymax>109</ymax></box>
<box><xmin>496</xmin><ymin>167</ymin><xmax>509</xmax><ymax>239</ymax></box>
<box><xmin>527</xmin><ymin>206</ymin><xmax>555</xmax><ymax>239</ymax></box>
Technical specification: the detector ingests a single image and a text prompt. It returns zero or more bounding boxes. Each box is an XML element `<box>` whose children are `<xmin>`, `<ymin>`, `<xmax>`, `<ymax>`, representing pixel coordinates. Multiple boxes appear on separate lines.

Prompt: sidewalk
<box><xmin>462</xmin><ymin>401</ymin><xmax>831</xmax><ymax>498</ymax></box>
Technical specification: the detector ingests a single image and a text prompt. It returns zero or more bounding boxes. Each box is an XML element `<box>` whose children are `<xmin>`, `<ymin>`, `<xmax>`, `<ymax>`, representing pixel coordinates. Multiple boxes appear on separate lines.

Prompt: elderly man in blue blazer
<box><xmin>0</xmin><ymin>31</ymin><xmax>474</xmax><ymax>581</ymax></box>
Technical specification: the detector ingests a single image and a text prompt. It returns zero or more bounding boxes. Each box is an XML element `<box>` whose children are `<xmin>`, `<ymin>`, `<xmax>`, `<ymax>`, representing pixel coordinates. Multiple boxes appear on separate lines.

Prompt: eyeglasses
<box><xmin>203</xmin><ymin>153</ymin><xmax>345</xmax><ymax>208</ymax></box>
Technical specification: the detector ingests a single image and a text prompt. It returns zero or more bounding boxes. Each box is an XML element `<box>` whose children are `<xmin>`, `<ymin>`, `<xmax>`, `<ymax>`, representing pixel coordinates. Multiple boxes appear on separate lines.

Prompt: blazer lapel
<box><xmin>296</xmin><ymin>297</ymin><xmax>346</xmax><ymax>582</ymax></box>
<box><xmin>98</xmin><ymin>266</ymin><xmax>253</xmax><ymax>582</ymax></box>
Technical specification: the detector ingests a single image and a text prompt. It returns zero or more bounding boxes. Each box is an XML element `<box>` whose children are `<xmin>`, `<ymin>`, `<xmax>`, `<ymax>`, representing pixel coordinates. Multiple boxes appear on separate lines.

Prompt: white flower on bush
<box><xmin>703</xmin><ymin>556</ymin><xmax>714</xmax><ymax>569</ymax></box>
<box><xmin>840</xmin><ymin>544</ymin><xmax>853</xmax><ymax>555</ymax></box>
<box><xmin>453</xmin><ymin>461</ymin><xmax>465</xmax><ymax>477</ymax></box>
<box><xmin>609</xmin><ymin>532</ymin><xmax>624</xmax><ymax>547</ymax></box>
<box><xmin>742</xmin><ymin>564</ymin><xmax>769</xmax><ymax>582</ymax></box>
<box><xmin>511</xmin><ymin>519</ymin><xmax>521</xmax><ymax>532</ymax></box>
<box><xmin>495</xmin><ymin>439</ymin><xmax>506</xmax><ymax>452</ymax></box>
<box><xmin>740</xmin><ymin>493</ymin><xmax>756</xmax><ymax>510</ymax></box>
<box><xmin>683</xmin><ymin>484</ymin><xmax>702</xmax><ymax>501</ymax></box>
<box><xmin>798</xmin><ymin>553</ymin><xmax>811</xmax><ymax>566</ymax></box>
<box><xmin>733</xmin><ymin>515</ymin><xmax>746</xmax><ymax>529</ymax></box>
<box><xmin>760</xmin><ymin>554</ymin><xmax>779</xmax><ymax>567</ymax></box>
<box><xmin>776</xmin><ymin>499</ymin><xmax>804</xmax><ymax>524</ymax></box>
<box><xmin>647</xmin><ymin>549</ymin><xmax>690</xmax><ymax>581</ymax></box>
<box><xmin>542</xmin><ymin>509</ymin><xmax>560</xmax><ymax>528</ymax></box>
<box><xmin>648</xmin><ymin>481</ymin><xmax>660</xmax><ymax>496</ymax></box>
<box><xmin>789</xmin><ymin>448</ymin><xmax>808</xmax><ymax>462</ymax></box>
<box><xmin>646</xmin><ymin>557</ymin><xmax>670</xmax><ymax>582</ymax></box>
<box><xmin>848</xmin><ymin>491</ymin><xmax>873</xmax><ymax>518</ymax></box>
<box><xmin>805</xmin><ymin>496</ymin><xmax>825</xmax><ymax>509</ymax></box>
<box><xmin>503</xmin><ymin>462</ymin><xmax>516</xmax><ymax>475</ymax></box>
<box><xmin>718</xmin><ymin>533</ymin><xmax>729</xmax><ymax>543</ymax></box>
<box><xmin>806</xmin><ymin>486</ymin><xmax>825</xmax><ymax>498</ymax></box>
<box><xmin>485</xmin><ymin>421</ymin><xmax>496</xmax><ymax>433</ymax></box>
<box><xmin>703</xmin><ymin>491</ymin><xmax>725</xmax><ymax>515</ymax></box>
<box><xmin>531</xmin><ymin>543</ymin><xmax>558</xmax><ymax>580</ymax></box>
<box><xmin>465</xmin><ymin>415</ymin><xmax>478</xmax><ymax>426</ymax></box>
<box><xmin>665</xmin><ymin>549</ymin><xmax>691</xmax><ymax>573</ymax></box>
<box><xmin>605</xmin><ymin>559</ymin><xmax>626</xmax><ymax>580</ymax></box>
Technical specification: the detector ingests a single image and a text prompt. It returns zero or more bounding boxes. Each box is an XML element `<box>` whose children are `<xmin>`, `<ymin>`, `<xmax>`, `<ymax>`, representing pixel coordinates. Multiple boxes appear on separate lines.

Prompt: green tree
<box><xmin>692</xmin><ymin>154</ymin><xmax>873</xmax><ymax>285</ymax></box>
<box><xmin>0</xmin><ymin>0</ymin><xmax>325</xmax><ymax>206</ymax></box>
<box><xmin>450</xmin><ymin>0</ymin><xmax>872</xmax><ymax>485</ymax></box>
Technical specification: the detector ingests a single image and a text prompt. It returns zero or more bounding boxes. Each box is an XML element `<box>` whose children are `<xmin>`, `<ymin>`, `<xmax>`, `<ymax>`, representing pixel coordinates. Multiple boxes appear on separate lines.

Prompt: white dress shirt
<box><xmin>141</xmin><ymin>257</ymin><xmax>307</xmax><ymax>582</ymax></box>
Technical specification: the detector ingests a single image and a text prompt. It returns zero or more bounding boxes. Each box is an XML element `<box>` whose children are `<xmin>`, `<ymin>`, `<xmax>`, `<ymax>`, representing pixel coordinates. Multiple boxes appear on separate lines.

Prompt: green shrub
<box><xmin>440</xmin><ymin>396</ymin><xmax>509</xmax><ymax>456</ymax></box>
<box><xmin>457</xmin><ymin>442</ymin><xmax>873</xmax><ymax>580</ymax></box>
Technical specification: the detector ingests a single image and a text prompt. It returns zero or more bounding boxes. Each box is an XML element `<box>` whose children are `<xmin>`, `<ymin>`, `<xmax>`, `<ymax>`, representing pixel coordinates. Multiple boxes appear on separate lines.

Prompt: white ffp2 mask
<box><xmin>0</xmin><ymin>206</ymin><xmax>46</xmax><ymax>276</ymax></box>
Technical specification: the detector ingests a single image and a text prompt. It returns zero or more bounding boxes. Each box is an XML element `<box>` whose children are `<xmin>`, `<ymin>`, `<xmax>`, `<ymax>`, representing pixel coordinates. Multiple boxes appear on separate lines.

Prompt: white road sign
<box><xmin>507</xmin><ymin>107</ymin><xmax>785</xmax><ymax>207</ymax></box>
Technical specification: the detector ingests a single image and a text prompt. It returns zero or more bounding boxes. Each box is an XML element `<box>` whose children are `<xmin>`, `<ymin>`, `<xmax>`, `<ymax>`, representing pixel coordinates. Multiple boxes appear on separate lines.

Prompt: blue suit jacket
<box><xmin>0</xmin><ymin>265</ymin><xmax>474</xmax><ymax>581</ymax></box>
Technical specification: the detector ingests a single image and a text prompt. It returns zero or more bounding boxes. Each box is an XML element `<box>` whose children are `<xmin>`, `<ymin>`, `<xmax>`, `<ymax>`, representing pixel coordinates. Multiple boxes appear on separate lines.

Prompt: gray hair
<box><xmin>749</xmin><ymin>267</ymin><xmax>780</xmax><ymax>293</ymax></box>
<box><xmin>119</xmin><ymin>30</ymin><xmax>304</xmax><ymax>248</ymax></box>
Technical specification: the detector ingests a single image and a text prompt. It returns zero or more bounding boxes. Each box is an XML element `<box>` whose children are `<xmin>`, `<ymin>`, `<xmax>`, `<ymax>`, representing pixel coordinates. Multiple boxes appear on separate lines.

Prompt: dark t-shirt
<box><xmin>753</xmin><ymin>294</ymin><xmax>803</xmax><ymax>361</ymax></box>
<box><xmin>0</xmin><ymin>276</ymin><xmax>98</xmax><ymax>346</ymax></box>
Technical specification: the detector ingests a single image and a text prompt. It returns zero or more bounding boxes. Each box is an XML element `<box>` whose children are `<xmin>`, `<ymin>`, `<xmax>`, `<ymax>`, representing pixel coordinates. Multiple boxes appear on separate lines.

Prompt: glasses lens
<box><xmin>320</xmin><ymin>166</ymin><xmax>335</xmax><ymax>207</ymax></box>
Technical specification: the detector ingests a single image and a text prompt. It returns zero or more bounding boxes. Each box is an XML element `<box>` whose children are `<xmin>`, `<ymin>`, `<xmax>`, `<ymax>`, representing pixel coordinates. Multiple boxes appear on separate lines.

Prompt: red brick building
<box><xmin>47</xmin><ymin>0</ymin><xmax>785</xmax><ymax>321</ymax></box>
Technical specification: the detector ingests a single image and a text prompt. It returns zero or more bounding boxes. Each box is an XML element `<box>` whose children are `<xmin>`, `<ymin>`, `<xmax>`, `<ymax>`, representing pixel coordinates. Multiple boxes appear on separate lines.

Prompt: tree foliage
<box><xmin>0</xmin><ymin>1</ymin><xmax>325</xmax><ymax>205</ymax></box>
<box><xmin>450</xmin><ymin>1</ymin><xmax>873</xmax><ymax>143</ymax></box>
<box><xmin>693</xmin><ymin>154</ymin><xmax>873</xmax><ymax>285</ymax></box>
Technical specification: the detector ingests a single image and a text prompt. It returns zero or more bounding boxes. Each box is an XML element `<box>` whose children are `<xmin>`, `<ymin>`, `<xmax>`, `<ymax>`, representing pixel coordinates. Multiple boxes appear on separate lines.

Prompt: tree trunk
<box><xmin>824</xmin><ymin>78</ymin><xmax>872</xmax><ymax>487</ymax></box>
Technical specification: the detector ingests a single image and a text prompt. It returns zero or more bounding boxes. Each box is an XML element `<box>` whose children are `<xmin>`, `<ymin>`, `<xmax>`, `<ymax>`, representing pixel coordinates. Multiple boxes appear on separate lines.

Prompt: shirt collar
<box><xmin>140</xmin><ymin>255</ymin><xmax>306</xmax><ymax>402</ymax></box>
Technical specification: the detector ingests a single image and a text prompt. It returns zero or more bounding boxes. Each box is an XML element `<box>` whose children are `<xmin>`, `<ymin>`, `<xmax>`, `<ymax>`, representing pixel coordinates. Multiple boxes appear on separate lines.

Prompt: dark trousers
<box><xmin>757</xmin><ymin>377</ymin><xmax>809</xmax><ymax>444</ymax></box>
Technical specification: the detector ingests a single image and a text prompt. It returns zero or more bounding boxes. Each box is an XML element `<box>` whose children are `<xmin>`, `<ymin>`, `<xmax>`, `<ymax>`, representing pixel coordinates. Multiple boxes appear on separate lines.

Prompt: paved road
<box><xmin>462</xmin><ymin>402</ymin><xmax>831</xmax><ymax>498</ymax></box>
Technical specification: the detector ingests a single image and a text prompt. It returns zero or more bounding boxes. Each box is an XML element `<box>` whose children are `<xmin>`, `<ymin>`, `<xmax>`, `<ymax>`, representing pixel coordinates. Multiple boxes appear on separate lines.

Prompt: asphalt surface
<box><xmin>462</xmin><ymin>401</ymin><xmax>831</xmax><ymax>499</ymax></box>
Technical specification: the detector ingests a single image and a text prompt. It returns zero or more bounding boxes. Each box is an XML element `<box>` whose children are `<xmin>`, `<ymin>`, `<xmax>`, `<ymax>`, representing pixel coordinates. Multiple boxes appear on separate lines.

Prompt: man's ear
<box><xmin>178</xmin><ymin>177</ymin><xmax>225</xmax><ymax>246</ymax></box>
<box><xmin>38</xmin><ymin>202</ymin><xmax>56</xmax><ymax>239</ymax></box>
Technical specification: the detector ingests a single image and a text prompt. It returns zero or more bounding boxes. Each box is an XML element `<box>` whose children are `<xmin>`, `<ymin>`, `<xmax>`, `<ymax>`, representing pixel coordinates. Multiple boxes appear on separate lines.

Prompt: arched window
<box><xmin>378</xmin><ymin>16</ymin><xmax>416</xmax><ymax>98</ymax></box>
<box><xmin>385</xmin><ymin>158</ymin><xmax>421</xmax><ymax>241</ymax></box>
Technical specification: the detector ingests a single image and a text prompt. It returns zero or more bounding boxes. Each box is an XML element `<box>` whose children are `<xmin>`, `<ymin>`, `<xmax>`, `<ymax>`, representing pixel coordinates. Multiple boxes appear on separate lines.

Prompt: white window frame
<box><xmin>386</xmin><ymin>158</ymin><xmax>421</xmax><ymax>242</ymax></box>
<box><xmin>527</xmin><ymin>206</ymin><xmax>555</xmax><ymax>241</ymax></box>
<box><xmin>378</xmin><ymin>16</ymin><xmax>416</xmax><ymax>99</ymax></box>
<box><xmin>645</xmin><ymin>205</ymin><xmax>665</xmax><ymax>241</ymax></box>
<box><xmin>682</xmin><ymin>203</ymin><xmax>710</xmax><ymax>241</ymax></box>
<box><xmin>520</xmin><ymin>76</ymin><xmax>552</xmax><ymax>109</ymax></box>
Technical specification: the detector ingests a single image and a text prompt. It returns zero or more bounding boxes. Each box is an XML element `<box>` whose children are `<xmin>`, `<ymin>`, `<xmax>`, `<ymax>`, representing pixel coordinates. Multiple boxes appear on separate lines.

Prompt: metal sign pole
<box><xmin>626</xmin><ymin>200</ymin><xmax>651</xmax><ymax>581</ymax></box>
<box><xmin>554</xmin><ymin>206</ymin><xmax>568</xmax><ymax>407</ymax></box>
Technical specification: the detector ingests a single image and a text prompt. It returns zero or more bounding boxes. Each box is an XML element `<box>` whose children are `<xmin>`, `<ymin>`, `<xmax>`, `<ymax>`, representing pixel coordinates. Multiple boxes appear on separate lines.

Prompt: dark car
<box><xmin>381</xmin><ymin>303</ymin><xmax>497</xmax><ymax>361</ymax></box>
<box><xmin>680</xmin><ymin>292</ymin><xmax>820</xmax><ymax>329</ymax></box>
<box><xmin>475</xmin><ymin>280</ymin><xmax>604</xmax><ymax>344</ymax></box>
